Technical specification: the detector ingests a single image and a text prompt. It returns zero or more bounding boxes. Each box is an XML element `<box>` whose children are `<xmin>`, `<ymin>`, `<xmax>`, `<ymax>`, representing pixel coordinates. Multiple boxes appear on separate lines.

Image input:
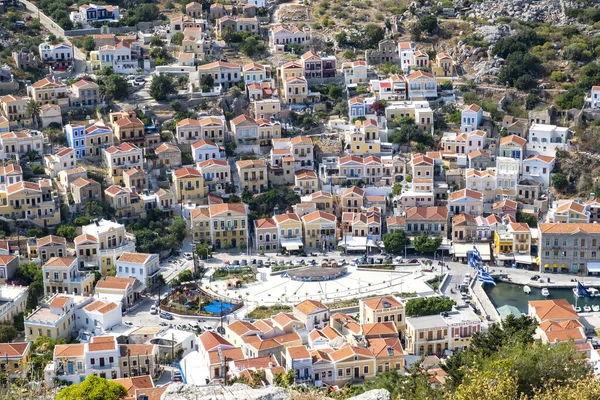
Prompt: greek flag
<box><xmin>477</xmin><ymin>266</ymin><xmax>496</xmax><ymax>286</ymax></box>
<box><xmin>468</xmin><ymin>253</ymin><xmax>479</xmax><ymax>269</ymax></box>
<box><xmin>472</xmin><ymin>245</ymin><xmax>482</xmax><ymax>262</ymax></box>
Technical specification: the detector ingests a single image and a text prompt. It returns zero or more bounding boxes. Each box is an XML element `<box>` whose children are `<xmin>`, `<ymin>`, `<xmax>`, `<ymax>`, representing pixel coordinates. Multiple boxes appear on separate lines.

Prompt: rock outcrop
<box><xmin>162</xmin><ymin>383</ymin><xmax>289</xmax><ymax>400</ymax></box>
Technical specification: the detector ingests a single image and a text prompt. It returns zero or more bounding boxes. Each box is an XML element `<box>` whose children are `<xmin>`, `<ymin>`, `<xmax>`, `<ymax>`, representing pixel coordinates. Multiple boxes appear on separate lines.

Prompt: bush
<box><xmin>405</xmin><ymin>297</ymin><xmax>455</xmax><ymax>317</ymax></box>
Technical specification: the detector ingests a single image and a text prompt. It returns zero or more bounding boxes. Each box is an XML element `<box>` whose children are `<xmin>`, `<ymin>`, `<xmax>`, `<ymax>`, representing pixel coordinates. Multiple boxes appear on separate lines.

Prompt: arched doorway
<box><xmin>231</xmin><ymin>238</ymin><xmax>237</xmax><ymax>248</ymax></box>
<box><xmin>215</xmin><ymin>239</ymin><xmax>221</xmax><ymax>249</ymax></box>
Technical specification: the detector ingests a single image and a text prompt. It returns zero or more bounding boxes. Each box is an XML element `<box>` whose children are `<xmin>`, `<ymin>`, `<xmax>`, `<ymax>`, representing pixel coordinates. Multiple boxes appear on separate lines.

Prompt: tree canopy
<box><xmin>413</xmin><ymin>233</ymin><xmax>442</xmax><ymax>254</ymax></box>
<box><xmin>57</xmin><ymin>375</ymin><xmax>127</xmax><ymax>400</ymax></box>
<box><xmin>382</xmin><ymin>230</ymin><xmax>410</xmax><ymax>254</ymax></box>
<box><xmin>150</xmin><ymin>74</ymin><xmax>176</xmax><ymax>101</ymax></box>
<box><xmin>405</xmin><ymin>296</ymin><xmax>455</xmax><ymax>317</ymax></box>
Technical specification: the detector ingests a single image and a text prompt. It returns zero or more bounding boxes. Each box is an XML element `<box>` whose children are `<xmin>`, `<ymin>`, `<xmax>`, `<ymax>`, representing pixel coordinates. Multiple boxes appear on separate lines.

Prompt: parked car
<box><xmin>241</xmin><ymin>260</ymin><xmax>247</xmax><ymax>267</ymax></box>
<box><xmin>150</xmin><ymin>305</ymin><xmax>158</xmax><ymax>315</ymax></box>
<box><xmin>189</xmin><ymin>322</ymin><xmax>199</xmax><ymax>330</ymax></box>
<box><xmin>233</xmin><ymin>260</ymin><xmax>240</xmax><ymax>266</ymax></box>
<box><xmin>124</xmin><ymin>321</ymin><xmax>134</xmax><ymax>327</ymax></box>
<box><xmin>183</xmin><ymin>253</ymin><xmax>193</xmax><ymax>260</ymax></box>
<box><xmin>407</xmin><ymin>259</ymin><xmax>419</xmax><ymax>264</ymax></box>
<box><xmin>204</xmin><ymin>325</ymin><xmax>214</xmax><ymax>331</ymax></box>
<box><xmin>176</xmin><ymin>324</ymin><xmax>187</xmax><ymax>331</ymax></box>
<box><xmin>197</xmin><ymin>318</ymin><xmax>206</xmax><ymax>322</ymax></box>
<box><xmin>159</xmin><ymin>322</ymin><xmax>168</xmax><ymax>327</ymax></box>
<box><xmin>257</xmin><ymin>260</ymin><xmax>263</xmax><ymax>266</ymax></box>
<box><xmin>251</xmin><ymin>259</ymin><xmax>257</xmax><ymax>265</ymax></box>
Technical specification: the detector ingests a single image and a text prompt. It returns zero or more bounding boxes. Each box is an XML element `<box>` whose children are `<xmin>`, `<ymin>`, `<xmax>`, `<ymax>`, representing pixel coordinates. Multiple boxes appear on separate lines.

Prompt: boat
<box><xmin>574</xmin><ymin>306</ymin><xmax>582</xmax><ymax>313</ymax></box>
<box><xmin>593</xmin><ymin>305</ymin><xmax>599</xmax><ymax>312</ymax></box>
<box><xmin>541</xmin><ymin>288</ymin><xmax>550</xmax><ymax>297</ymax></box>
<box><xmin>584</xmin><ymin>305</ymin><xmax>592</xmax><ymax>312</ymax></box>
<box><xmin>523</xmin><ymin>285</ymin><xmax>531</xmax><ymax>294</ymax></box>
<box><xmin>589</xmin><ymin>288</ymin><xmax>600</xmax><ymax>297</ymax></box>
<box><xmin>573</xmin><ymin>288</ymin><xmax>582</xmax><ymax>298</ymax></box>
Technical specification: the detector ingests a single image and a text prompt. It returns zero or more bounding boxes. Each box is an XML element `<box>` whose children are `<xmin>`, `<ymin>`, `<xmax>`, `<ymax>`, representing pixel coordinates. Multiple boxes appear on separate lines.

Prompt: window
<box><xmin>363</xmin><ymin>365</ymin><xmax>369</xmax><ymax>374</ymax></box>
<box><xmin>345</xmin><ymin>368</ymin><xmax>351</xmax><ymax>376</ymax></box>
<box><xmin>338</xmin><ymin>369</ymin><xmax>342</xmax><ymax>377</ymax></box>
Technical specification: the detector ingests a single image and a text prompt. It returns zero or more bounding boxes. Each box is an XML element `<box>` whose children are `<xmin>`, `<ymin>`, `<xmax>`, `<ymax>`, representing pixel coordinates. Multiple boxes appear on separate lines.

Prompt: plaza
<box><xmin>202</xmin><ymin>261</ymin><xmax>438</xmax><ymax>307</ymax></box>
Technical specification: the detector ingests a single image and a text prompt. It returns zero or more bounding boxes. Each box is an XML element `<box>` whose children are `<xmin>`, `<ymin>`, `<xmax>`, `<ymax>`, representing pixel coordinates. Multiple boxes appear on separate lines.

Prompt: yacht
<box><xmin>523</xmin><ymin>285</ymin><xmax>531</xmax><ymax>295</ymax></box>
<box><xmin>593</xmin><ymin>305</ymin><xmax>599</xmax><ymax>312</ymax></box>
<box><xmin>574</xmin><ymin>306</ymin><xmax>582</xmax><ymax>313</ymax></box>
<box><xmin>584</xmin><ymin>305</ymin><xmax>592</xmax><ymax>312</ymax></box>
<box><xmin>589</xmin><ymin>288</ymin><xmax>599</xmax><ymax>297</ymax></box>
<box><xmin>541</xmin><ymin>288</ymin><xmax>550</xmax><ymax>297</ymax></box>
<box><xmin>573</xmin><ymin>288</ymin><xmax>582</xmax><ymax>298</ymax></box>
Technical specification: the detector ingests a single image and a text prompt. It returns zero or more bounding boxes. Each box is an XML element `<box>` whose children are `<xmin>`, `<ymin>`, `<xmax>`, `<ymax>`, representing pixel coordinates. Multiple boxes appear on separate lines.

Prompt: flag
<box><xmin>477</xmin><ymin>266</ymin><xmax>496</xmax><ymax>286</ymax></box>
<box><xmin>468</xmin><ymin>253</ymin><xmax>479</xmax><ymax>269</ymax></box>
<box><xmin>577</xmin><ymin>281</ymin><xmax>592</xmax><ymax>298</ymax></box>
<box><xmin>472</xmin><ymin>245</ymin><xmax>482</xmax><ymax>262</ymax></box>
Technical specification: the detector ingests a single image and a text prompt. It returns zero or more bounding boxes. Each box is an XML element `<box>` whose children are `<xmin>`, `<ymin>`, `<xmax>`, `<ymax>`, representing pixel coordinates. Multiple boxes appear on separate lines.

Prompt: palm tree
<box><xmin>26</xmin><ymin>99</ymin><xmax>41</xmax><ymax>128</ymax></box>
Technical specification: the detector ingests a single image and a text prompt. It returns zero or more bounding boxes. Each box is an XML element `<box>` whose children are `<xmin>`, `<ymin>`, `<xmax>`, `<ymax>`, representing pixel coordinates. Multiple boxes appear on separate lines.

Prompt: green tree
<box><xmin>150</xmin><ymin>74</ymin><xmax>176</xmax><ymax>101</ymax></box>
<box><xmin>241</xmin><ymin>36</ymin><xmax>265</xmax><ymax>57</ymax></box>
<box><xmin>83</xmin><ymin>36</ymin><xmax>95</xmax><ymax>52</ymax></box>
<box><xmin>516</xmin><ymin>211</ymin><xmax>537</xmax><ymax>228</ymax></box>
<box><xmin>26</xmin><ymin>99</ymin><xmax>41</xmax><ymax>128</ymax></box>
<box><xmin>412</xmin><ymin>233</ymin><xmax>442</xmax><ymax>254</ymax></box>
<box><xmin>363</xmin><ymin>23</ymin><xmax>384</xmax><ymax>48</ymax></box>
<box><xmin>335</xmin><ymin>31</ymin><xmax>348</xmax><ymax>47</ymax></box>
<box><xmin>73</xmin><ymin>216</ymin><xmax>91</xmax><ymax>226</ymax></box>
<box><xmin>382</xmin><ymin>230</ymin><xmax>410</xmax><ymax>254</ymax></box>
<box><xmin>56</xmin><ymin>225</ymin><xmax>76</xmax><ymax>241</ymax></box>
<box><xmin>169</xmin><ymin>216</ymin><xmax>187</xmax><ymax>242</ymax></box>
<box><xmin>391</xmin><ymin>183</ymin><xmax>402</xmax><ymax>197</ymax></box>
<box><xmin>149</xmin><ymin>35</ymin><xmax>164</xmax><ymax>47</ymax></box>
<box><xmin>196</xmin><ymin>243</ymin><xmax>211</xmax><ymax>260</ymax></box>
<box><xmin>418</xmin><ymin>15</ymin><xmax>438</xmax><ymax>34</ymax></box>
<box><xmin>171</xmin><ymin>32</ymin><xmax>184</xmax><ymax>46</ymax></box>
<box><xmin>224</xmin><ymin>141</ymin><xmax>236</xmax><ymax>156</ymax></box>
<box><xmin>200</xmin><ymin>73</ymin><xmax>215</xmax><ymax>92</ymax></box>
<box><xmin>101</xmin><ymin>74</ymin><xmax>128</xmax><ymax>101</ymax></box>
<box><xmin>0</xmin><ymin>323</ymin><xmax>17</xmax><ymax>342</ymax></box>
<box><xmin>552</xmin><ymin>173</ymin><xmax>568</xmax><ymax>190</ymax></box>
<box><xmin>405</xmin><ymin>296</ymin><xmax>455</xmax><ymax>317</ymax></box>
<box><xmin>178</xmin><ymin>269</ymin><xmax>193</xmax><ymax>283</ymax></box>
<box><xmin>57</xmin><ymin>375</ymin><xmax>127</xmax><ymax>400</ymax></box>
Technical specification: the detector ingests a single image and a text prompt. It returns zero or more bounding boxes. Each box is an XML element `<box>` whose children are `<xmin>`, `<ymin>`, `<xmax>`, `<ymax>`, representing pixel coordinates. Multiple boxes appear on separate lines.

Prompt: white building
<box><xmin>398</xmin><ymin>42</ymin><xmax>415</xmax><ymax>72</ymax></box>
<box><xmin>522</xmin><ymin>154</ymin><xmax>555</xmax><ymax>189</ymax></box>
<box><xmin>461</xmin><ymin>104</ymin><xmax>483</xmax><ymax>133</ymax></box>
<box><xmin>38</xmin><ymin>43</ymin><xmax>74</xmax><ymax>66</ymax></box>
<box><xmin>191</xmin><ymin>139</ymin><xmax>223</xmax><ymax>163</ymax></box>
<box><xmin>526</xmin><ymin>124</ymin><xmax>569</xmax><ymax>156</ymax></box>
<box><xmin>115</xmin><ymin>252</ymin><xmax>160</xmax><ymax>292</ymax></box>
<box><xmin>341</xmin><ymin>61</ymin><xmax>368</xmax><ymax>86</ymax></box>
<box><xmin>44</xmin><ymin>147</ymin><xmax>76</xmax><ymax>178</ymax></box>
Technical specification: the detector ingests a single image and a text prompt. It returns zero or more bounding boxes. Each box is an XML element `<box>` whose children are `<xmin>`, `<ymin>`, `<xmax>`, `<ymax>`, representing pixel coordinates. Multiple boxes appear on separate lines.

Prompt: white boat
<box><xmin>589</xmin><ymin>288</ymin><xmax>599</xmax><ymax>297</ymax></box>
<box><xmin>541</xmin><ymin>288</ymin><xmax>550</xmax><ymax>297</ymax></box>
<box><xmin>574</xmin><ymin>306</ymin><xmax>582</xmax><ymax>313</ymax></box>
<box><xmin>523</xmin><ymin>285</ymin><xmax>531</xmax><ymax>294</ymax></box>
<box><xmin>584</xmin><ymin>305</ymin><xmax>592</xmax><ymax>312</ymax></box>
<box><xmin>593</xmin><ymin>305</ymin><xmax>599</xmax><ymax>312</ymax></box>
<box><xmin>573</xmin><ymin>288</ymin><xmax>582</xmax><ymax>298</ymax></box>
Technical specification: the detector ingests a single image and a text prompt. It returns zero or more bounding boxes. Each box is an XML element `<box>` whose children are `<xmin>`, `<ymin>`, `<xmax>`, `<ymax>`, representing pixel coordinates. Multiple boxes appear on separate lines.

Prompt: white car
<box><xmin>394</xmin><ymin>256</ymin><xmax>403</xmax><ymax>263</ymax></box>
<box><xmin>204</xmin><ymin>325</ymin><xmax>214</xmax><ymax>331</ymax></box>
<box><xmin>124</xmin><ymin>321</ymin><xmax>134</xmax><ymax>327</ymax></box>
<box><xmin>189</xmin><ymin>322</ymin><xmax>199</xmax><ymax>330</ymax></box>
<box><xmin>184</xmin><ymin>253</ymin><xmax>193</xmax><ymax>260</ymax></box>
<box><xmin>150</xmin><ymin>305</ymin><xmax>158</xmax><ymax>315</ymax></box>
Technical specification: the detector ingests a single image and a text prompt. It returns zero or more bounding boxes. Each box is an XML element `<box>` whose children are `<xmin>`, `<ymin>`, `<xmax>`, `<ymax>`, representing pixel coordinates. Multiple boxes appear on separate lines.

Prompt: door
<box><xmin>67</xmin><ymin>363</ymin><xmax>74</xmax><ymax>374</ymax></box>
<box><xmin>354</xmin><ymin>367</ymin><xmax>359</xmax><ymax>378</ymax></box>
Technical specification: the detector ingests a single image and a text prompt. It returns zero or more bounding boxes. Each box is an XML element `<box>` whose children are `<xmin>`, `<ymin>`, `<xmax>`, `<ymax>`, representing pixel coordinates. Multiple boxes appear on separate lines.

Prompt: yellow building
<box><xmin>368</xmin><ymin>338</ymin><xmax>405</xmax><ymax>374</ymax></box>
<box><xmin>172</xmin><ymin>167</ymin><xmax>207</xmax><ymax>203</ymax></box>
<box><xmin>359</xmin><ymin>295</ymin><xmax>405</xmax><ymax>332</ymax></box>
<box><xmin>254</xmin><ymin>99</ymin><xmax>281</xmax><ymax>119</ymax></box>
<box><xmin>301</xmin><ymin>211</ymin><xmax>337</xmax><ymax>251</ymax></box>
<box><xmin>0</xmin><ymin>95</ymin><xmax>31</xmax><ymax>127</ymax></box>
<box><xmin>0</xmin><ymin>180</ymin><xmax>61</xmax><ymax>227</ymax></box>
<box><xmin>176</xmin><ymin>117</ymin><xmax>226</xmax><ymax>145</ymax></box>
<box><xmin>0</xmin><ymin>342</ymin><xmax>31</xmax><ymax>380</ymax></box>
<box><xmin>305</xmin><ymin>191</ymin><xmax>335</xmax><ymax>214</ymax></box>
<box><xmin>113</xmin><ymin>117</ymin><xmax>145</xmax><ymax>147</ymax></box>
<box><xmin>295</xmin><ymin>170</ymin><xmax>318</xmax><ymax>195</ymax></box>
<box><xmin>189</xmin><ymin>203</ymin><xmax>249</xmax><ymax>250</ymax></box>
<box><xmin>42</xmin><ymin>257</ymin><xmax>94</xmax><ymax>297</ymax></box>
<box><xmin>236</xmin><ymin>159</ymin><xmax>268</xmax><ymax>194</ymax></box>
<box><xmin>329</xmin><ymin>345</ymin><xmax>376</xmax><ymax>385</ymax></box>
<box><xmin>283</xmin><ymin>76</ymin><xmax>309</xmax><ymax>104</ymax></box>
<box><xmin>27</xmin><ymin>78</ymin><xmax>69</xmax><ymax>109</ymax></box>
<box><xmin>274</xmin><ymin>213</ymin><xmax>303</xmax><ymax>252</ymax></box>
<box><xmin>432</xmin><ymin>53</ymin><xmax>454</xmax><ymax>78</ymax></box>
<box><xmin>494</xmin><ymin>222</ymin><xmax>532</xmax><ymax>264</ymax></box>
<box><xmin>345</xmin><ymin>119</ymin><xmax>380</xmax><ymax>154</ymax></box>
<box><xmin>279</xmin><ymin>61</ymin><xmax>304</xmax><ymax>81</ymax></box>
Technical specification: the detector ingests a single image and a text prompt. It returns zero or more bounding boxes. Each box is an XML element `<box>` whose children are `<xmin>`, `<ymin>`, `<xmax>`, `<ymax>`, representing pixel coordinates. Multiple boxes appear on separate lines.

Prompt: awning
<box><xmin>544</xmin><ymin>264</ymin><xmax>550</xmax><ymax>269</ymax></box>
<box><xmin>514</xmin><ymin>254</ymin><xmax>536</xmax><ymax>264</ymax></box>
<box><xmin>452</xmin><ymin>243</ymin><xmax>491</xmax><ymax>261</ymax></box>
<box><xmin>587</xmin><ymin>263</ymin><xmax>600</xmax><ymax>273</ymax></box>
<box><xmin>553</xmin><ymin>263</ymin><xmax>559</xmax><ymax>269</ymax></box>
<box><xmin>561</xmin><ymin>263</ymin><xmax>567</xmax><ymax>269</ymax></box>
<box><xmin>281</xmin><ymin>237</ymin><xmax>303</xmax><ymax>250</ymax></box>
<box><xmin>338</xmin><ymin>236</ymin><xmax>367</xmax><ymax>251</ymax></box>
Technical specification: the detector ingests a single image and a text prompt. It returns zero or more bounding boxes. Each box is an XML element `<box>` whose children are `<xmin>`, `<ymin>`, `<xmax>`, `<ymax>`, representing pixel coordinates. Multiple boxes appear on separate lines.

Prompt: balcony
<box><xmin>89</xmin><ymin>363</ymin><xmax>116</xmax><ymax>370</ymax></box>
